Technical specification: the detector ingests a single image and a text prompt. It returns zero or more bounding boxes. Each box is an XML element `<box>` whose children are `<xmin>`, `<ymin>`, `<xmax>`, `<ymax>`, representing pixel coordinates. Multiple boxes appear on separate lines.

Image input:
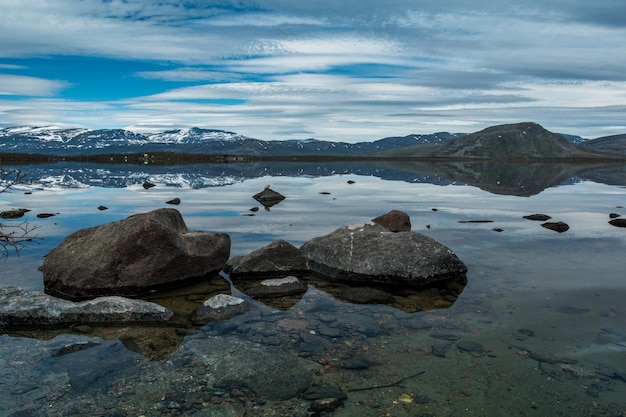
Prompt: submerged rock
<box><xmin>195</xmin><ymin>294</ymin><xmax>251</xmax><ymax>321</ymax></box>
<box><xmin>0</xmin><ymin>286</ymin><xmax>173</xmax><ymax>327</ymax></box>
<box><xmin>245</xmin><ymin>276</ymin><xmax>306</xmax><ymax>298</ymax></box>
<box><xmin>301</xmin><ymin>221</ymin><xmax>467</xmax><ymax>285</ymax></box>
<box><xmin>225</xmin><ymin>239</ymin><xmax>309</xmax><ymax>279</ymax></box>
<box><xmin>186</xmin><ymin>336</ymin><xmax>314</xmax><ymax>400</ymax></box>
<box><xmin>40</xmin><ymin>208</ymin><xmax>231</xmax><ymax>300</ymax></box>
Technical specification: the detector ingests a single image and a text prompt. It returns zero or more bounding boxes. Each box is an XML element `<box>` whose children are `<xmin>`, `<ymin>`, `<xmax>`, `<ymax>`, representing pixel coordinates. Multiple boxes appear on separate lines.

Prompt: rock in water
<box><xmin>253</xmin><ymin>187</ymin><xmax>285</xmax><ymax>208</ymax></box>
<box><xmin>0</xmin><ymin>286</ymin><xmax>173</xmax><ymax>327</ymax></box>
<box><xmin>40</xmin><ymin>208</ymin><xmax>230</xmax><ymax>300</ymax></box>
<box><xmin>300</xmin><ymin>221</ymin><xmax>467</xmax><ymax>285</ymax></box>
<box><xmin>372</xmin><ymin>209</ymin><xmax>411</xmax><ymax>232</ymax></box>
<box><xmin>541</xmin><ymin>221</ymin><xmax>569</xmax><ymax>233</ymax></box>
<box><xmin>225</xmin><ymin>239</ymin><xmax>309</xmax><ymax>279</ymax></box>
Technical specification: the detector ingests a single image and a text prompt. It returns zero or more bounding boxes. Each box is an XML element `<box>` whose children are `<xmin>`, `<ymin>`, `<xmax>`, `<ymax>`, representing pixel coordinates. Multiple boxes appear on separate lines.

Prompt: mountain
<box><xmin>579</xmin><ymin>134</ymin><xmax>626</xmax><ymax>154</ymax></box>
<box><xmin>0</xmin><ymin>126</ymin><xmax>464</xmax><ymax>157</ymax></box>
<box><xmin>374</xmin><ymin>122</ymin><xmax>614</xmax><ymax>159</ymax></box>
<box><xmin>0</xmin><ymin>123</ymin><xmax>621</xmax><ymax>159</ymax></box>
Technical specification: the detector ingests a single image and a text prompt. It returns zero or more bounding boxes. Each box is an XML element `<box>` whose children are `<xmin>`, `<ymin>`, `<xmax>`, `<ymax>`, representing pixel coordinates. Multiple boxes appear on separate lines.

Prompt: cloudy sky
<box><xmin>1</xmin><ymin>0</ymin><xmax>625</xmax><ymax>141</ymax></box>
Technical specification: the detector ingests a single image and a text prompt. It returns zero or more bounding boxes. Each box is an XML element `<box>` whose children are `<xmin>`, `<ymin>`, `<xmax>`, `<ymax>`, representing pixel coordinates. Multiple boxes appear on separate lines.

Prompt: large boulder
<box><xmin>300</xmin><ymin>222</ymin><xmax>467</xmax><ymax>285</ymax></box>
<box><xmin>0</xmin><ymin>286</ymin><xmax>173</xmax><ymax>328</ymax></box>
<box><xmin>41</xmin><ymin>208</ymin><xmax>230</xmax><ymax>300</ymax></box>
<box><xmin>225</xmin><ymin>239</ymin><xmax>309</xmax><ymax>279</ymax></box>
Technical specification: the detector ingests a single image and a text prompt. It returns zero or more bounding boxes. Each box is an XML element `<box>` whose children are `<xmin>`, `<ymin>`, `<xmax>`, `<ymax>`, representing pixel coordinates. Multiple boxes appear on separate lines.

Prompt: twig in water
<box><xmin>347</xmin><ymin>370</ymin><xmax>425</xmax><ymax>392</ymax></box>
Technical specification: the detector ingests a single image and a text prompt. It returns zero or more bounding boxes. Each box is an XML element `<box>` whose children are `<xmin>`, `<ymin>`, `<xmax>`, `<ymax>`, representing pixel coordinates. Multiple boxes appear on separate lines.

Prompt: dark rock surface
<box><xmin>0</xmin><ymin>208</ymin><xmax>30</xmax><ymax>219</ymax></box>
<box><xmin>252</xmin><ymin>187</ymin><xmax>285</xmax><ymax>208</ymax></box>
<box><xmin>609</xmin><ymin>218</ymin><xmax>626</xmax><ymax>228</ymax></box>
<box><xmin>523</xmin><ymin>213</ymin><xmax>552</xmax><ymax>221</ymax></box>
<box><xmin>541</xmin><ymin>221</ymin><xmax>570</xmax><ymax>233</ymax></box>
<box><xmin>0</xmin><ymin>286</ymin><xmax>173</xmax><ymax>327</ymax></box>
<box><xmin>301</xmin><ymin>221</ymin><xmax>467</xmax><ymax>285</ymax></box>
<box><xmin>372</xmin><ymin>209</ymin><xmax>411</xmax><ymax>232</ymax></box>
<box><xmin>40</xmin><ymin>208</ymin><xmax>231</xmax><ymax>300</ymax></box>
<box><xmin>225</xmin><ymin>239</ymin><xmax>309</xmax><ymax>279</ymax></box>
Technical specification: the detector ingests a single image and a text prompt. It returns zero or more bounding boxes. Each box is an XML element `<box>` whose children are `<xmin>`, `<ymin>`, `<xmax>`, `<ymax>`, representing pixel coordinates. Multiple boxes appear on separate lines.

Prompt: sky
<box><xmin>1</xmin><ymin>0</ymin><xmax>625</xmax><ymax>142</ymax></box>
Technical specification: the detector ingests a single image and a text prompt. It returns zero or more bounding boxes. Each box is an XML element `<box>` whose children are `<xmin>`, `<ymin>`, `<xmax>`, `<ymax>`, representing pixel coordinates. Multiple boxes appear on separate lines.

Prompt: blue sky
<box><xmin>1</xmin><ymin>0</ymin><xmax>625</xmax><ymax>142</ymax></box>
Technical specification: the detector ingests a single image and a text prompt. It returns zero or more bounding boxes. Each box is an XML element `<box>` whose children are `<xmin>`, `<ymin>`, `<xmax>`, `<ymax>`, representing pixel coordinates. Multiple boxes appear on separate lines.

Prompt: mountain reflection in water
<box><xmin>4</xmin><ymin>159</ymin><xmax>626</xmax><ymax>196</ymax></box>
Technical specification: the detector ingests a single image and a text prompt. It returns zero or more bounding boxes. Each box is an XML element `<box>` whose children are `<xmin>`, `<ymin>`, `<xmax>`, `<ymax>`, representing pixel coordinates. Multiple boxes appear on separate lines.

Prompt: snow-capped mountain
<box><xmin>0</xmin><ymin>125</ymin><xmax>466</xmax><ymax>156</ymax></box>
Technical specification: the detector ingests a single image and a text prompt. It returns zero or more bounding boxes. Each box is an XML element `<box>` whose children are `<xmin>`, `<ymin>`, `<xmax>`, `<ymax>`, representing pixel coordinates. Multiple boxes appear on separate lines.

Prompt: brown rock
<box><xmin>541</xmin><ymin>221</ymin><xmax>569</xmax><ymax>233</ymax></box>
<box><xmin>372</xmin><ymin>209</ymin><xmax>411</xmax><ymax>232</ymax></box>
<box><xmin>41</xmin><ymin>208</ymin><xmax>230</xmax><ymax>300</ymax></box>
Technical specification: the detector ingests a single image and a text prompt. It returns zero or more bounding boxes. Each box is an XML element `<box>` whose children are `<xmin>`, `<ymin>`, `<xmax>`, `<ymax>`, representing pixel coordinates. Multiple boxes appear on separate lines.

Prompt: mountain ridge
<box><xmin>1</xmin><ymin>123</ymin><xmax>624</xmax><ymax>159</ymax></box>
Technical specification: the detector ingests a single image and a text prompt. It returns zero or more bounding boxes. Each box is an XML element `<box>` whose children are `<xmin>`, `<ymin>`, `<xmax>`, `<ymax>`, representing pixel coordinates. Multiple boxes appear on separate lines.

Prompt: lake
<box><xmin>1</xmin><ymin>159</ymin><xmax>626</xmax><ymax>416</ymax></box>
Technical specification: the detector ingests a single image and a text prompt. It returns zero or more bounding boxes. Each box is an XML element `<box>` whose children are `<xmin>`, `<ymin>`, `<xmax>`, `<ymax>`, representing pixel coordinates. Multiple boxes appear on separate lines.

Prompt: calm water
<box><xmin>1</xmin><ymin>160</ymin><xmax>626</xmax><ymax>416</ymax></box>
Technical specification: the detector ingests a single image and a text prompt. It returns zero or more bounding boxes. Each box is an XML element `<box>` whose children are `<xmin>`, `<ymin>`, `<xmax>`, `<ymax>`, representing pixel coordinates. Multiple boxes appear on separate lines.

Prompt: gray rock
<box><xmin>186</xmin><ymin>336</ymin><xmax>314</xmax><ymax>400</ymax></box>
<box><xmin>245</xmin><ymin>276</ymin><xmax>306</xmax><ymax>298</ymax></box>
<box><xmin>225</xmin><ymin>239</ymin><xmax>309</xmax><ymax>279</ymax></box>
<box><xmin>372</xmin><ymin>209</ymin><xmax>411</xmax><ymax>232</ymax></box>
<box><xmin>0</xmin><ymin>286</ymin><xmax>173</xmax><ymax>327</ymax></box>
<box><xmin>195</xmin><ymin>294</ymin><xmax>251</xmax><ymax>321</ymax></box>
<box><xmin>40</xmin><ymin>208</ymin><xmax>230</xmax><ymax>300</ymax></box>
<box><xmin>300</xmin><ymin>222</ymin><xmax>467</xmax><ymax>285</ymax></box>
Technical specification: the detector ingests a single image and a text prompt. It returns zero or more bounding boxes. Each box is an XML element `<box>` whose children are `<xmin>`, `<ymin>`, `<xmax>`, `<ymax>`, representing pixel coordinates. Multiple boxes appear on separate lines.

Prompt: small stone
<box><xmin>457</xmin><ymin>340</ymin><xmax>484</xmax><ymax>353</ymax></box>
<box><xmin>541</xmin><ymin>221</ymin><xmax>569</xmax><ymax>233</ymax></box>
<box><xmin>166</xmin><ymin>198</ymin><xmax>181</xmax><ymax>205</ymax></box>
<box><xmin>609</xmin><ymin>218</ymin><xmax>626</xmax><ymax>228</ymax></box>
<box><xmin>36</xmin><ymin>213</ymin><xmax>56</xmax><ymax>218</ymax></box>
<box><xmin>0</xmin><ymin>208</ymin><xmax>30</xmax><ymax>219</ymax></box>
<box><xmin>523</xmin><ymin>214</ymin><xmax>551</xmax><ymax>221</ymax></box>
<box><xmin>97</xmin><ymin>205</ymin><xmax>108</xmax><ymax>211</ymax></box>
<box><xmin>196</xmin><ymin>294</ymin><xmax>251</xmax><ymax>321</ymax></box>
<box><xmin>347</xmin><ymin>180</ymin><xmax>355</xmax><ymax>184</ymax></box>
<box><xmin>372</xmin><ymin>209</ymin><xmax>411</xmax><ymax>232</ymax></box>
<box><xmin>142</xmin><ymin>181</ymin><xmax>156</xmax><ymax>189</ymax></box>
<box><xmin>609</xmin><ymin>213</ymin><xmax>620</xmax><ymax>219</ymax></box>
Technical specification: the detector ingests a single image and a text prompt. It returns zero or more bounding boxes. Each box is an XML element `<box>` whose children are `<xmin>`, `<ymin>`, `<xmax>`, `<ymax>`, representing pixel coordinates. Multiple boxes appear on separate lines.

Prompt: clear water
<box><xmin>1</xmin><ymin>161</ymin><xmax>626</xmax><ymax>416</ymax></box>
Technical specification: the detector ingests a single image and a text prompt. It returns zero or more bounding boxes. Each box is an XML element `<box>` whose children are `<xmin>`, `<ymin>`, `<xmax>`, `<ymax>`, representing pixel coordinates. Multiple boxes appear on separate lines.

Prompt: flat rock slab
<box><xmin>0</xmin><ymin>286</ymin><xmax>173</xmax><ymax>328</ymax></box>
<box><xmin>301</xmin><ymin>222</ymin><xmax>467</xmax><ymax>285</ymax></box>
<box><xmin>40</xmin><ymin>208</ymin><xmax>230</xmax><ymax>300</ymax></box>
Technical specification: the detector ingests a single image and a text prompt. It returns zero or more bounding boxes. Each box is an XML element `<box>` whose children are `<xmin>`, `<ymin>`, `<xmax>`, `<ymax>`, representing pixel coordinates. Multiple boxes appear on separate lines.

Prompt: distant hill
<box><xmin>375</xmin><ymin>122</ymin><xmax>615</xmax><ymax>159</ymax></box>
<box><xmin>579</xmin><ymin>134</ymin><xmax>626</xmax><ymax>154</ymax></box>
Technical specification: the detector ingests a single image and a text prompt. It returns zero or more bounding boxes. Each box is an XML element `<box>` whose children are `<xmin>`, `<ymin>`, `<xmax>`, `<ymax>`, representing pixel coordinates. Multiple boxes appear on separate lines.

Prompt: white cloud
<box><xmin>0</xmin><ymin>74</ymin><xmax>68</xmax><ymax>96</ymax></box>
<box><xmin>0</xmin><ymin>0</ymin><xmax>625</xmax><ymax>139</ymax></box>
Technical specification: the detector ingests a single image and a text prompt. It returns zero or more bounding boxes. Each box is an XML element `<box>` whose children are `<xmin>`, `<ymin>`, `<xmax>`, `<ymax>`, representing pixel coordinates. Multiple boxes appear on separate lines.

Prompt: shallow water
<box><xmin>1</xmin><ymin>161</ymin><xmax>626</xmax><ymax>416</ymax></box>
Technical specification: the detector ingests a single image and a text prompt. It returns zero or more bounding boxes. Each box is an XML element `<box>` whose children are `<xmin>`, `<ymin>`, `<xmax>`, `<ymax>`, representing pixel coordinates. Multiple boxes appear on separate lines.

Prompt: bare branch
<box><xmin>1</xmin><ymin>167</ymin><xmax>40</xmax><ymax>259</ymax></box>
<box><xmin>0</xmin><ymin>221</ymin><xmax>40</xmax><ymax>260</ymax></box>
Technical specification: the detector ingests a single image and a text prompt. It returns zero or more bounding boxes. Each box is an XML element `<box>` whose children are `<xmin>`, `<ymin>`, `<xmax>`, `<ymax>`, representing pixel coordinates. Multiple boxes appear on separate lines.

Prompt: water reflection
<box><xmin>1</xmin><ymin>161</ymin><xmax>626</xmax><ymax>416</ymax></box>
<box><xmin>4</xmin><ymin>159</ymin><xmax>626</xmax><ymax>196</ymax></box>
